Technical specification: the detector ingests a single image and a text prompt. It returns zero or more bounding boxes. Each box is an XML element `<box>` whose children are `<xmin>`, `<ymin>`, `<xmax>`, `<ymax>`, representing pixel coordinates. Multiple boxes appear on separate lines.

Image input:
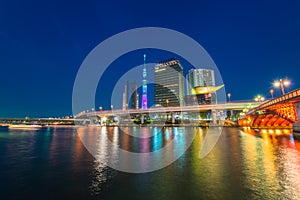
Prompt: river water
<box><xmin>0</xmin><ymin>126</ymin><xmax>300</xmax><ymax>200</ymax></box>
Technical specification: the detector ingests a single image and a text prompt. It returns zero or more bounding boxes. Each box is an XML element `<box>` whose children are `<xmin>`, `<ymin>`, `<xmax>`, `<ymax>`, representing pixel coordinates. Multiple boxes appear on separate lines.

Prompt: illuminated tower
<box><xmin>142</xmin><ymin>54</ymin><xmax>147</xmax><ymax>109</ymax></box>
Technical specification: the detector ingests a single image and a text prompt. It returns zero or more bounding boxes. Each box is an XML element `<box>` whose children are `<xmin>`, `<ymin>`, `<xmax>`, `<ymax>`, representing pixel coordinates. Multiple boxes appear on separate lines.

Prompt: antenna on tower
<box><xmin>142</xmin><ymin>54</ymin><xmax>147</xmax><ymax>109</ymax></box>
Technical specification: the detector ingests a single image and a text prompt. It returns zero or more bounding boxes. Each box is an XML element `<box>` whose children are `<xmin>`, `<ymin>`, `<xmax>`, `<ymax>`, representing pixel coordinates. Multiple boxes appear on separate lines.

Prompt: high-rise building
<box><xmin>131</xmin><ymin>80</ymin><xmax>139</xmax><ymax>109</ymax></box>
<box><xmin>122</xmin><ymin>81</ymin><xmax>129</xmax><ymax>110</ymax></box>
<box><xmin>185</xmin><ymin>68</ymin><xmax>220</xmax><ymax>105</ymax></box>
<box><xmin>154</xmin><ymin>59</ymin><xmax>184</xmax><ymax>107</ymax></box>
<box><xmin>123</xmin><ymin>80</ymin><xmax>139</xmax><ymax>110</ymax></box>
<box><xmin>186</xmin><ymin>69</ymin><xmax>215</xmax><ymax>95</ymax></box>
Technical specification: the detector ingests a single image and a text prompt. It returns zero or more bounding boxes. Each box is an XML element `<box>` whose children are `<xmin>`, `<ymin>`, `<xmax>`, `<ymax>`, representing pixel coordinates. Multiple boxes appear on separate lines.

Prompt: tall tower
<box><xmin>142</xmin><ymin>54</ymin><xmax>147</xmax><ymax>109</ymax></box>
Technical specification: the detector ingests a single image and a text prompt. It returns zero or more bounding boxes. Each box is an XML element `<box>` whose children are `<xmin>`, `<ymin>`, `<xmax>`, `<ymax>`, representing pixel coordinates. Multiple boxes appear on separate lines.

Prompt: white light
<box><xmin>283</xmin><ymin>80</ymin><xmax>290</xmax><ymax>86</ymax></box>
<box><xmin>274</xmin><ymin>81</ymin><xmax>280</xmax><ymax>87</ymax></box>
<box><xmin>269</xmin><ymin>129</ymin><xmax>274</xmax><ymax>134</ymax></box>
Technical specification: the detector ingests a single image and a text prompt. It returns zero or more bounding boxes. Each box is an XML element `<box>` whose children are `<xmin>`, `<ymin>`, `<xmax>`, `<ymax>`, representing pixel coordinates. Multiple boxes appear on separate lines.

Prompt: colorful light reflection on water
<box><xmin>1</xmin><ymin>127</ymin><xmax>300</xmax><ymax>199</ymax></box>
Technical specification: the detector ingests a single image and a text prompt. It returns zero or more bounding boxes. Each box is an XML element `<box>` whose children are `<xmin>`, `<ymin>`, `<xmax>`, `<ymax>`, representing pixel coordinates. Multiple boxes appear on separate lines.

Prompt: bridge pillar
<box><xmin>100</xmin><ymin>116</ymin><xmax>107</xmax><ymax>126</ymax></box>
<box><xmin>141</xmin><ymin>114</ymin><xmax>145</xmax><ymax>124</ymax></box>
<box><xmin>293</xmin><ymin>102</ymin><xmax>300</xmax><ymax>132</ymax></box>
<box><xmin>212</xmin><ymin>109</ymin><xmax>217</xmax><ymax>125</ymax></box>
<box><xmin>171</xmin><ymin>112</ymin><xmax>175</xmax><ymax>124</ymax></box>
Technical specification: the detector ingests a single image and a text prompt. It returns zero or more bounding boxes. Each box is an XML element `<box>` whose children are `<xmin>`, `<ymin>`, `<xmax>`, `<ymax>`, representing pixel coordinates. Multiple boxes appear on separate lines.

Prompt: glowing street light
<box><xmin>269</xmin><ymin>89</ymin><xmax>274</xmax><ymax>98</ymax></box>
<box><xmin>193</xmin><ymin>96</ymin><xmax>197</xmax><ymax>105</ymax></box>
<box><xmin>166</xmin><ymin>99</ymin><xmax>169</xmax><ymax>107</ymax></box>
<box><xmin>273</xmin><ymin>79</ymin><xmax>290</xmax><ymax>95</ymax></box>
<box><xmin>283</xmin><ymin>80</ymin><xmax>290</xmax><ymax>86</ymax></box>
<box><xmin>274</xmin><ymin>81</ymin><xmax>280</xmax><ymax>87</ymax></box>
<box><xmin>254</xmin><ymin>95</ymin><xmax>265</xmax><ymax>102</ymax></box>
<box><xmin>99</xmin><ymin>106</ymin><xmax>102</xmax><ymax>112</ymax></box>
<box><xmin>227</xmin><ymin>93</ymin><xmax>231</xmax><ymax>102</ymax></box>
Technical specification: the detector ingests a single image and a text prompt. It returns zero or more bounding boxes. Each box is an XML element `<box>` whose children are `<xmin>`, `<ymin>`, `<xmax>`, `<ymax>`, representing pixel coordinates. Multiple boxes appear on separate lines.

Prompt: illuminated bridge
<box><xmin>77</xmin><ymin>101</ymin><xmax>261</xmax><ymax>125</ymax></box>
<box><xmin>239</xmin><ymin>88</ymin><xmax>300</xmax><ymax>129</ymax></box>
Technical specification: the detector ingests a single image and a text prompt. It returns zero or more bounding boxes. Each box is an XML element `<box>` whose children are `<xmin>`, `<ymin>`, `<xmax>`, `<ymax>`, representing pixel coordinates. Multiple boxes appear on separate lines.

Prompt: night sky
<box><xmin>1</xmin><ymin>0</ymin><xmax>300</xmax><ymax>118</ymax></box>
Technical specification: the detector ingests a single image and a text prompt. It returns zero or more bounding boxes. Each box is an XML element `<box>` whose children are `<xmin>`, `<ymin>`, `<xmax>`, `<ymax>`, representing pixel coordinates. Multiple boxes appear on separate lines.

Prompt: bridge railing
<box><xmin>247</xmin><ymin>88</ymin><xmax>300</xmax><ymax>114</ymax></box>
<box><xmin>76</xmin><ymin>101</ymin><xmax>258</xmax><ymax>118</ymax></box>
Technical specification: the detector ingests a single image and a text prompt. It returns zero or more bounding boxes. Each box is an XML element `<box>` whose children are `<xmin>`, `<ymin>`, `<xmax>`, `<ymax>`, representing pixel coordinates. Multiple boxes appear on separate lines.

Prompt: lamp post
<box><xmin>227</xmin><ymin>93</ymin><xmax>231</xmax><ymax>102</ymax></box>
<box><xmin>269</xmin><ymin>89</ymin><xmax>274</xmax><ymax>99</ymax></box>
<box><xmin>254</xmin><ymin>95</ymin><xmax>265</xmax><ymax>102</ymax></box>
<box><xmin>166</xmin><ymin>99</ymin><xmax>169</xmax><ymax>107</ymax></box>
<box><xmin>99</xmin><ymin>106</ymin><xmax>102</xmax><ymax>112</ymax></box>
<box><xmin>273</xmin><ymin>79</ymin><xmax>290</xmax><ymax>95</ymax></box>
<box><xmin>193</xmin><ymin>96</ymin><xmax>197</xmax><ymax>105</ymax></box>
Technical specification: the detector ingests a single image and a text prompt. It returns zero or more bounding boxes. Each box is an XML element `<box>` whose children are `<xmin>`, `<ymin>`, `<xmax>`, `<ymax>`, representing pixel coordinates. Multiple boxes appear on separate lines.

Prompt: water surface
<box><xmin>0</xmin><ymin>127</ymin><xmax>300</xmax><ymax>199</ymax></box>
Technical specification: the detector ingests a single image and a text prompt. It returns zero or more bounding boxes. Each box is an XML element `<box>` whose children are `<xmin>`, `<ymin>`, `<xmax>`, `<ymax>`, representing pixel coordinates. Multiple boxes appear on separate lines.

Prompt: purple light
<box><xmin>142</xmin><ymin>54</ymin><xmax>147</xmax><ymax>109</ymax></box>
<box><xmin>142</xmin><ymin>94</ymin><xmax>147</xmax><ymax>109</ymax></box>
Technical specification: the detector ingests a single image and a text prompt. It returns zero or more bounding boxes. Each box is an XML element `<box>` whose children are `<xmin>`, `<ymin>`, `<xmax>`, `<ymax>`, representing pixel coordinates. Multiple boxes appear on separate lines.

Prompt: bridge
<box><xmin>76</xmin><ymin>101</ymin><xmax>261</xmax><ymax>125</ymax></box>
<box><xmin>239</xmin><ymin>88</ymin><xmax>300</xmax><ymax>129</ymax></box>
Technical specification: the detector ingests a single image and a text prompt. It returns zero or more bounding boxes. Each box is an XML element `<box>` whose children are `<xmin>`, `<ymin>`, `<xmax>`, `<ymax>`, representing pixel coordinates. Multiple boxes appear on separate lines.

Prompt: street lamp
<box><xmin>269</xmin><ymin>89</ymin><xmax>274</xmax><ymax>99</ymax></box>
<box><xmin>254</xmin><ymin>95</ymin><xmax>265</xmax><ymax>102</ymax></box>
<box><xmin>166</xmin><ymin>99</ymin><xmax>169</xmax><ymax>107</ymax></box>
<box><xmin>99</xmin><ymin>106</ymin><xmax>102</xmax><ymax>112</ymax></box>
<box><xmin>227</xmin><ymin>93</ymin><xmax>231</xmax><ymax>102</ymax></box>
<box><xmin>273</xmin><ymin>79</ymin><xmax>290</xmax><ymax>95</ymax></box>
<box><xmin>111</xmin><ymin>105</ymin><xmax>114</xmax><ymax>110</ymax></box>
<box><xmin>193</xmin><ymin>96</ymin><xmax>197</xmax><ymax>105</ymax></box>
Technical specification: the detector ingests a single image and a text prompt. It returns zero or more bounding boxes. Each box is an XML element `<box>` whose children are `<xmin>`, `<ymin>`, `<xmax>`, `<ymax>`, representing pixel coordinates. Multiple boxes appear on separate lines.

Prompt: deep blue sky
<box><xmin>1</xmin><ymin>0</ymin><xmax>300</xmax><ymax>118</ymax></box>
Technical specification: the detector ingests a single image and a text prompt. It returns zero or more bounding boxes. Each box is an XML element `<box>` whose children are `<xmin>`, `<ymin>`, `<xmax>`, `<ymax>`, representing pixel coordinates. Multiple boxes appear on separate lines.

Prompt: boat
<box><xmin>88</xmin><ymin>124</ymin><xmax>101</xmax><ymax>127</ymax></box>
<box><xmin>0</xmin><ymin>124</ymin><xmax>9</xmax><ymax>130</ymax></box>
<box><xmin>8</xmin><ymin>124</ymin><xmax>42</xmax><ymax>130</ymax></box>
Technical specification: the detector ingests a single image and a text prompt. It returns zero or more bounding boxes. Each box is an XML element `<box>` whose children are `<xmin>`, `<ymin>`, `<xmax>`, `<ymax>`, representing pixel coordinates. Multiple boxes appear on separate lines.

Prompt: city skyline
<box><xmin>2</xmin><ymin>1</ymin><xmax>300</xmax><ymax>200</ymax></box>
<box><xmin>1</xmin><ymin>0</ymin><xmax>300</xmax><ymax>118</ymax></box>
<box><xmin>121</xmin><ymin>59</ymin><xmax>220</xmax><ymax>110</ymax></box>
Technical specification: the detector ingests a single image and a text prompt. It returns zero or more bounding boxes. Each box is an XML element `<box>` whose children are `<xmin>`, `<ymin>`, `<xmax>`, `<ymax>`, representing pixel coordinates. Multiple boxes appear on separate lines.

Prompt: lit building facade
<box><xmin>131</xmin><ymin>80</ymin><xmax>139</xmax><ymax>109</ymax></box>
<box><xmin>154</xmin><ymin>59</ymin><xmax>184</xmax><ymax>107</ymax></box>
<box><xmin>186</xmin><ymin>69</ymin><xmax>215</xmax><ymax>95</ymax></box>
<box><xmin>122</xmin><ymin>81</ymin><xmax>129</xmax><ymax>110</ymax></box>
<box><xmin>122</xmin><ymin>80</ymin><xmax>139</xmax><ymax>110</ymax></box>
<box><xmin>185</xmin><ymin>69</ymin><xmax>220</xmax><ymax>105</ymax></box>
